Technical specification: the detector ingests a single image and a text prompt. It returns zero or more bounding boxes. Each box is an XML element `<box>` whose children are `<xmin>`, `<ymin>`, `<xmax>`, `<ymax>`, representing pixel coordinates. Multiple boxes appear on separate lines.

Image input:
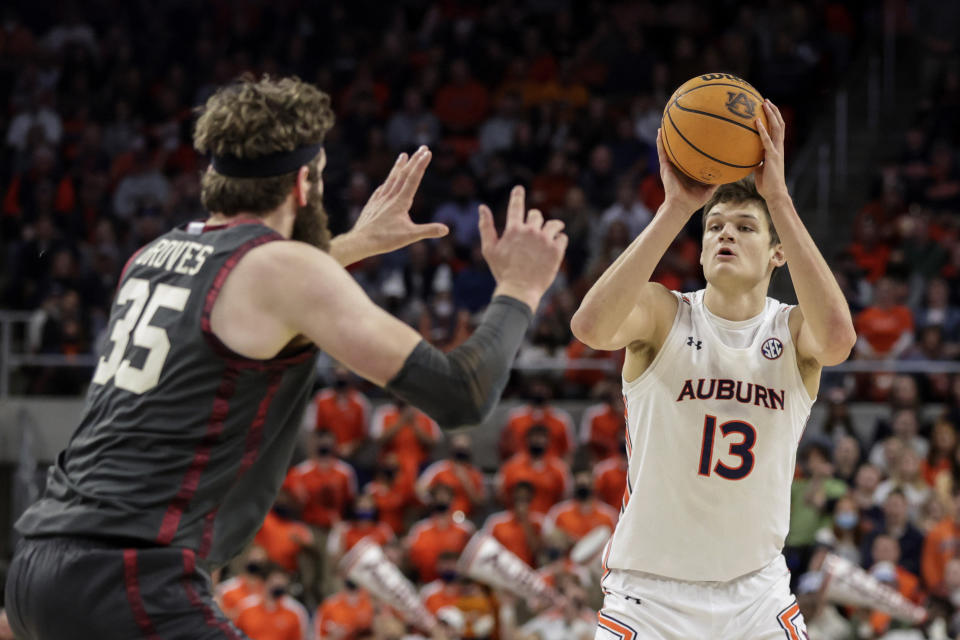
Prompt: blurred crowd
<box><xmin>0</xmin><ymin>0</ymin><xmax>872</xmax><ymax>397</ymax></box>
<box><xmin>2</xmin><ymin>0</ymin><xmax>960</xmax><ymax>638</ymax></box>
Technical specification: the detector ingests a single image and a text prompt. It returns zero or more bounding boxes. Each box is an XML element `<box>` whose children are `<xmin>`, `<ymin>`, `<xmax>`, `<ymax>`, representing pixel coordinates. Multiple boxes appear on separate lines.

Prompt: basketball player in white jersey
<box><xmin>571</xmin><ymin>100</ymin><xmax>856</xmax><ymax>639</ymax></box>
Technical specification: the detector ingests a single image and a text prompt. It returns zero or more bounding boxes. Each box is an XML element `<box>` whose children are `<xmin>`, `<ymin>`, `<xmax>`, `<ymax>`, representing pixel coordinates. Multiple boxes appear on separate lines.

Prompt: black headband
<box><xmin>210</xmin><ymin>143</ymin><xmax>322</xmax><ymax>178</ymax></box>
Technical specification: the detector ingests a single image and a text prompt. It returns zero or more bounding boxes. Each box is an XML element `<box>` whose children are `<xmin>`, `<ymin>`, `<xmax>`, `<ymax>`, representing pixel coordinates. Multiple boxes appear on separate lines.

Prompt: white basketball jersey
<box><xmin>602</xmin><ymin>289</ymin><xmax>814</xmax><ymax>583</ymax></box>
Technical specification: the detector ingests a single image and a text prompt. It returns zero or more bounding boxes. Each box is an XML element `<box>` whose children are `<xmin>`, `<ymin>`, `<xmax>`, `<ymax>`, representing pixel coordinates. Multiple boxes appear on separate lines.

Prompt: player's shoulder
<box><xmin>420</xmin><ymin>579</ymin><xmax>445</xmax><ymax>599</ymax></box>
<box><xmin>593</xmin><ymin>457</ymin><xmax>622</xmax><ymax>475</ymax></box>
<box><xmin>483</xmin><ymin>510</ymin><xmax>513</xmax><ymax>530</ymax></box>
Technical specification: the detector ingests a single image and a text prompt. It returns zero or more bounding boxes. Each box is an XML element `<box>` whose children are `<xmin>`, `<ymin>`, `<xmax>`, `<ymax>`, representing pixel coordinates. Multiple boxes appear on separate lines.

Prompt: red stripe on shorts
<box><xmin>122</xmin><ymin>550</ymin><xmax>162</xmax><ymax>640</ymax></box>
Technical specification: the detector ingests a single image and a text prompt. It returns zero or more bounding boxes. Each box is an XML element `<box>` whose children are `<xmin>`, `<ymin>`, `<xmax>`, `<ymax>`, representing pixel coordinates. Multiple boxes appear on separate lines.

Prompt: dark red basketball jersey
<box><xmin>16</xmin><ymin>220</ymin><xmax>318</xmax><ymax>568</ymax></box>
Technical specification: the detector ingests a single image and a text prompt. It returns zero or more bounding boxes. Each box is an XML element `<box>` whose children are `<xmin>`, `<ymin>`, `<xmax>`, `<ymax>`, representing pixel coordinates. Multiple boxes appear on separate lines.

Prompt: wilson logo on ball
<box><xmin>761</xmin><ymin>338</ymin><xmax>784</xmax><ymax>360</ymax></box>
<box><xmin>725</xmin><ymin>92</ymin><xmax>757</xmax><ymax>119</ymax></box>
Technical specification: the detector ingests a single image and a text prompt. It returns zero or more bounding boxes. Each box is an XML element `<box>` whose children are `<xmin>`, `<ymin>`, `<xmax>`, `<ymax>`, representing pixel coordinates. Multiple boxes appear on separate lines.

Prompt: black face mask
<box><xmin>531</xmin><ymin>395</ymin><xmax>548</xmax><ymax>407</ymax></box>
<box><xmin>345</xmin><ymin>579</ymin><xmax>358</xmax><ymax>591</ymax></box>
<box><xmin>574</xmin><ymin>485</ymin><xmax>591</xmax><ymax>500</ymax></box>
<box><xmin>316</xmin><ymin>445</ymin><xmax>333</xmax><ymax>457</ymax></box>
<box><xmin>333</xmin><ymin>378</ymin><xmax>348</xmax><ymax>390</ymax></box>
<box><xmin>355</xmin><ymin>509</ymin><xmax>376</xmax><ymax>522</ymax></box>
<box><xmin>269</xmin><ymin>586</ymin><xmax>286</xmax><ymax>600</ymax></box>
<box><xmin>433</xmin><ymin>502</ymin><xmax>450</xmax><ymax>514</ymax></box>
<box><xmin>528</xmin><ymin>443</ymin><xmax>547</xmax><ymax>457</ymax></box>
<box><xmin>383</xmin><ymin>468</ymin><xmax>398</xmax><ymax>482</ymax></box>
<box><xmin>246</xmin><ymin>562</ymin><xmax>265</xmax><ymax>577</ymax></box>
<box><xmin>452</xmin><ymin>449</ymin><xmax>471</xmax><ymax>463</ymax></box>
<box><xmin>272</xmin><ymin>504</ymin><xmax>298</xmax><ymax>520</ymax></box>
<box><xmin>439</xmin><ymin>569</ymin><xmax>458</xmax><ymax>583</ymax></box>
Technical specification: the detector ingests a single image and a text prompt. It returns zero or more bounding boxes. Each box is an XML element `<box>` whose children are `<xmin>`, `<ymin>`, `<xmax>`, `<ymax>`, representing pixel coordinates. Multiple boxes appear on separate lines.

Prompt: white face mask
<box><xmin>434</xmin><ymin>301</ymin><xmax>453</xmax><ymax>317</ymax></box>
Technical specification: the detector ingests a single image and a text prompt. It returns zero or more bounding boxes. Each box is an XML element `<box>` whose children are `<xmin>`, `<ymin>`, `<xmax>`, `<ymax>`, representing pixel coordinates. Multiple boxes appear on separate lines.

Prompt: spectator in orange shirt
<box><xmin>235</xmin><ymin>568</ymin><xmax>309</xmax><ymax>640</ymax></box>
<box><xmin>217</xmin><ymin>545</ymin><xmax>268</xmax><ymax>621</ymax></box>
<box><xmin>420</xmin><ymin>551</ymin><xmax>462</xmax><ymax>614</ymax></box>
<box><xmin>406</xmin><ymin>484</ymin><xmax>475</xmax><ymax>583</ymax></box>
<box><xmin>282</xmin><ymin>430</ymin><xmax>358</xmax><ymax>529</ymax></box>
<box><xmin>496</xmin><ymin>425</ymin><xmax>572</xmax><ymax>515</ymax></box>
<box><xmin>417</xmin><ymin>433</ymin><xmax>487</xmax><ymax>517</ymax></box>
<box><xmin>254</xmin><ymin>491</ymin><xmax>314</xmax><ymax>574</ymax></box>
<box><xmin>868</xmin><ymin>535</ymin><xmax>924</xmax><ymax>636</ymax></box>
<box><xmin>433</xmin><ymin>59</ymin><xmax>490</xmax><ymax>133</ymax></box>
<box><xmin>309</xmin><ymin>368</ymin><xmax>371</xmax><ymax>458</ymax></box>
<box><xmin>922</xmin><ymin>486</ymin><xmax>960</xmax><ymax>596</ymax></box>
<box><xmin>315</xmin><ymin>579</ymin><xmax>375</xmax><ymax>640</ymax></box>
<box><xmin>499</xmin><ymin>382</ymin><xmax>574</xmax><ymax>460</ymax></box>
<box><xmin>579</xmin><ymin>381</ymin><xmax>625</xmax><ymax>462</ymax></box>
<box><xmin>544</xmin><ymin>472</ymin><xmax>619</xmax><ymax>544</ymax></box>
<box><xmin>326</xmin><ymin>494</ymin><xmax>395</xmax><ymax>563</ymax></box>
<box><xmin>855</xmin><ymin>277</ymin><xmax>915</xmax><ymax>359</ymax></box>
<box><xmin>593</xmin><ymin>449</ymin><xmax>628</xmax><ymax>510</ymax></box>
<box><xmin>371</xmin><ymin>398</ymin><xmax>441</xmax><ymax>474</ymax></box>
<box><xmin>482</xmin><ymin>482</ymin><xmax>543</xmax><ymax>566</ymax></box>
<box><xmin>366</xmin><ymin>452</ymin><xmax>417</xmax><ymax>534</ymax></box>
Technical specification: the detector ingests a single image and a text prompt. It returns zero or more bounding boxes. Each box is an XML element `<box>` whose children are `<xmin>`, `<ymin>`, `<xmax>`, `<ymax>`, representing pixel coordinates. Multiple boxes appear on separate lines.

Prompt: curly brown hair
<box><xmin>194</xmin><ymin>75</ymin><xmax>335</xmax><ymax>215</ymax></box>
<box><xmin>701</xmin><ymin>175</ymin><xmax>780</xmax><ymax>246</ymax></box>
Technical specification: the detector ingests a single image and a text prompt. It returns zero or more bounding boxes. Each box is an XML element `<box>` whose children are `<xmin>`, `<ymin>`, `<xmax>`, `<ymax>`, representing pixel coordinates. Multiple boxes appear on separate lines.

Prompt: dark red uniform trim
<box><xmin>157</xmin><ymin>365</ymin><xmax>240</xmax><ymax>545</ymax></box>
<box><xmin>181</xmin><ymin>549</ymin><xmax>242</xmax><ymax>640</ymax></box>
<box><xmin>122</xmin><ymin>549</ymin><xmax>163</xmax><ymax>640</ymax></box>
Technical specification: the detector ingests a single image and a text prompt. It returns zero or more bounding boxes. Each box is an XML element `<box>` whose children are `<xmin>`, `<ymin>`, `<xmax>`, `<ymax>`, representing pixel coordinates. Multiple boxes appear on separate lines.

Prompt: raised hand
<box><xmin>477</xmin><ymin>185</ymin><xmax>568</xmax><ymax>312</ymax></box>
<box><xmin>754</xmin><ymin>99</ymin><xmax>788</xmax><ymax>200</ymax></box>
<box><xmin>656</xmin><ymin>128</ymin><xmax>718</xmax><ymax>215</ymax></box>
<box><xmin>351</xmin><ymin>145</ymin><xmax>449</xmax><ymax>254</ymax></box>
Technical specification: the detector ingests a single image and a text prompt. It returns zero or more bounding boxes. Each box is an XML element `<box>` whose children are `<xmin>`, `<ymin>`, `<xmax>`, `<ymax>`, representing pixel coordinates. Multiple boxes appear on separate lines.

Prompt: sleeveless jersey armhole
<box><xmin>780</xmin><ymin>304</ymin><xmax>817</xmax><ymax>408</ymax></box>
<box><xmin>201</xmin><ymin>234</ymin><xmax>317</xmax><ymax>369</ymax></box>
<box><xmin>622</xmin><ymin>290</ymin><xmax>686</xmax><ymax>391</ymax></box>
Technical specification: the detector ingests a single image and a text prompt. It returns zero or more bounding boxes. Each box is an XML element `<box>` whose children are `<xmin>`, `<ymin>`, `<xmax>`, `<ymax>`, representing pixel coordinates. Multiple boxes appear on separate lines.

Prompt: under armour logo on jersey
<box><xmin>686</xmin><ymin>337</ymin><xmax>702</xmax><ymax>350</ymax></box>
<box><xmin>761</xmin><ymin>337</ymin><xmax>784</xmax><ymax>360</ymax></box>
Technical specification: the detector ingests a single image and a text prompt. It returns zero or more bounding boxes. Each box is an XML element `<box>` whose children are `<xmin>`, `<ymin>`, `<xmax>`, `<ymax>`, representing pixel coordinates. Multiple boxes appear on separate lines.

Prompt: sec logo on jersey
<box><xmin>761</xmin><ymin>337</ymin><xmax>784</xmax><ymax>360</ymax></box>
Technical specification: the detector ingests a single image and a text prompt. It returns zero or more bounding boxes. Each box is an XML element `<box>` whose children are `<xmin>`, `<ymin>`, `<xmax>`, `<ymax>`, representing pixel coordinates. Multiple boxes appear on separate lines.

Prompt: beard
<box><xmin>291</xmin><ymin>183</ymin><xmax>331</xmax><ymax>251</ymax></box>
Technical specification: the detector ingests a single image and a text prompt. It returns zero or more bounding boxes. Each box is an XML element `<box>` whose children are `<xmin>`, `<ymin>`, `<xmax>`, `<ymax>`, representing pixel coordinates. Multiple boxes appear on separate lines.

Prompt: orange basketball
<box><xmin>661</xmin><ymin>73</ymin><xmax>768</xmax><ymax>185</ymax></box>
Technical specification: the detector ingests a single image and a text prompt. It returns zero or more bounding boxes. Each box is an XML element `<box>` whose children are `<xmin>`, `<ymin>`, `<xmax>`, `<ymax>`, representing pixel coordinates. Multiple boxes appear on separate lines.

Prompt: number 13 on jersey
<box><xmin>698</xmin><ymin>414</ymin><xmax>757</xmax><ymax>480</ymax></box>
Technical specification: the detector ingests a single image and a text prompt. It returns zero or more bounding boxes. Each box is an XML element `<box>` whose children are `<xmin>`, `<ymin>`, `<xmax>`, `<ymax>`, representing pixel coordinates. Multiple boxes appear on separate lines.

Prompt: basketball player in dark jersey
<box><xmin>4</xmin><ymin>76</ymin><xmax>567</xmax><ymax>639</ymax></box>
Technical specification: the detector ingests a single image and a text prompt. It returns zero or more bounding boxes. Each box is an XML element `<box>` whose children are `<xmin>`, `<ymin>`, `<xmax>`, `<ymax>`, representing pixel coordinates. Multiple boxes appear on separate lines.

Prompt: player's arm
<box><xmin>242</xmin><ymin>186</ymin><xmax>566</xmax><ymax>427</ymax></box>
<box><xmin>328</xmin><ymin>147</ymin><xmax>448</xmax><ymax>267</ymax></box>
<box><xmin>570</xmin><ymin>130</ymin><xmax>717</xmax><ymax>351</ymax></box>
<box><xmin>754</xmin><ymin>101</ymin><xmax>857</xmax><ymax>367</ymax></box>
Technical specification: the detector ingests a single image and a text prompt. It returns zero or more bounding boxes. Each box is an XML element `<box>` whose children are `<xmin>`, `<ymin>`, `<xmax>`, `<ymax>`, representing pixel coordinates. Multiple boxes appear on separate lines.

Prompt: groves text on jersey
<box><xmin>676</xmin><ymin>378</ymin><xmax>785</xmax><ymax>411</ymax></box>
<box><xmin>133</xmin><ymin>239</ymin><xmax>215</xmax><ymax>276</ymax></box>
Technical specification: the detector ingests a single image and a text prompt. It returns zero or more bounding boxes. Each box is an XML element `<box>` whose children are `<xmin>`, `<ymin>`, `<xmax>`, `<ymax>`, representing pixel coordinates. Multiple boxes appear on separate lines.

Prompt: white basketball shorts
<box><xmin>595</xmin><ymin>555</ymin><xmax>807</xmax><ymax>640</ymax></box>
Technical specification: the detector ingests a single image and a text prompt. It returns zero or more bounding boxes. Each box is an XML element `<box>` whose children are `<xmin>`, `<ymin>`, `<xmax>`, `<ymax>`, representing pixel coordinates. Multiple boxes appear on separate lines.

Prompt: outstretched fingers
<box><xmin>478</xmin><ymin>204</ymin><xmax>498</xmax><ymax>254</ymax></box>
<box><xmin>505</xmin><ymin>185</ymin><xmax>525</xmax><ymax>230</ymax></box>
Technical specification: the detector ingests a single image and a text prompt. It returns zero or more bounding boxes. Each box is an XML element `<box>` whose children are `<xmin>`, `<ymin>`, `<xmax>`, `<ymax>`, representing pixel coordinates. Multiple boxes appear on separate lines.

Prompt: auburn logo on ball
<box><xmin>725</xmin><ymin>92</ymin><xmax>757</xmax><ymax>119</ymax></box>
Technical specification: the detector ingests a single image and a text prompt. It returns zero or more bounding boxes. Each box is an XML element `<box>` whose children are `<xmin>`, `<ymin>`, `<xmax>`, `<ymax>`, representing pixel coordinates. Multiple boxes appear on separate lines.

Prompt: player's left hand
<box><xmin>352</xmin><ymin>145</ymin><xmax>449</xmax><ymax>254</ymax></box>
<box><xmin>754</xmin><ymin>100</ymin><xmax>789</xmax><ymax>200</ymax></box>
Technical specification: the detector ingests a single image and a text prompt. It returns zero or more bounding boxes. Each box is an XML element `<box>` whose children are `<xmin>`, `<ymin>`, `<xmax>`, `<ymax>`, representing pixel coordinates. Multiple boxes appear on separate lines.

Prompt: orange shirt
<box><xmin>869</xmin><ymin>566</ymin><xmax>923</xmax><ymax>635</ymax></box>
<box><xmin>371</xmin><ymin>405</ymin><xmax>441</xmax><ymax>471</ymax></box>
<box><xmin>855</xmin><ymin>306</ymin><xmax>914</xmax><ymax>355</ymax></box>
<box><xmin>327</xmin><ymin>520</ymin><xmax>395</xmax><ymax>558</ymax></box>
<box><xmin>921</xmin><ymin>458</ymin><xmax>951</xmax><ymax>487</ymax></box>
<box><xmin>312</xmin><ymin>389</ymin><xmax>370</xmax><ymax>448</ymax></box>
<box><xmin>216</xmin><ymin>576</ymin><xmax>263</xmax><ymax>621</ymax></box>
<box><xmin>564</xmin><ymin>340</ymin><xmax>625</xmax><ymax>388</ymax></box>
<box><xmin>417</xmin><ymin>460</ymin><xmax>486</xmax><ymax>516</ymax></box>
<box><xmin>366</xmin><ymin>466</ymin><xmax>417</xmax><ymax>534</ymax></box>
<box><xmin>482</xmin><ymin>510</ymin><xmax>543</xmax><ymax>567</ymax></box>
<box><xmin>253</xmin><ymin>511</ymin><xmax>312</xmax><ymax>572</ymax></box>
<box><xmin>499</xmin><ymin>405</ymin><xmax>574</xmax><ymax>460</ymax></box>
<box><xmin>921</xmin><ymin>518</ymin><xmax>960</xmax><ymax>594</ymax></box>
<box><xmin>579</xmin><ymin>402</ymin><xmax>625</xmax><ymax>460</ymax></box>
<box><xmin>406</xmin><ymin>517</ymin><xmax>475</xmax><ymax>583</ymax></box>
<box><xmin>282</xmin><ymin>459</ymin><xmax>357</xmax><ymax>528</ymax></box>
<box><xmin>420</xmin><ymin>580</ymin><xmax>460</xmax><ymax>613</ymax></box>
<box><xmin>544</xmin><ymin>499</ymin><xmax>618</xmax><ymax>541</ymax></box>
<box><xmin>593</xmin><ymin>457</ymin><xmax>628</xmax><ymax>510</ymax></box>
<box><xmin>496</xmin><ymin>452</ymin><xmax>571</xmax><ymax>515</ymax></box>
<box><xmin>848</xmin><ymin>242</ymin><xmax>891</xmax><ymax>282</ymax></box>
<box><xmin>315</xmin><ymin>590</ymin><xmax>374</xmax><ymax>639</ymax></box>
<box><xmin>235</xmin><ymin>596</ymin><xmax>308</xmax><ymax>640</ymax></box>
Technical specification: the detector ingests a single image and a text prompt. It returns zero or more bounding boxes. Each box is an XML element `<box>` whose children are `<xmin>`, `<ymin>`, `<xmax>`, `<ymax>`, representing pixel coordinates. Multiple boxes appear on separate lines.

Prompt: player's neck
<box><xmin>702</xmin><ymin>281</ymin><xmax>767</xmax><ymax>321</ymax></box>
<box><xmin>205</xmin><ymin>203</ymin><xmax>294</xmax><ymax>239</ymax></box>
